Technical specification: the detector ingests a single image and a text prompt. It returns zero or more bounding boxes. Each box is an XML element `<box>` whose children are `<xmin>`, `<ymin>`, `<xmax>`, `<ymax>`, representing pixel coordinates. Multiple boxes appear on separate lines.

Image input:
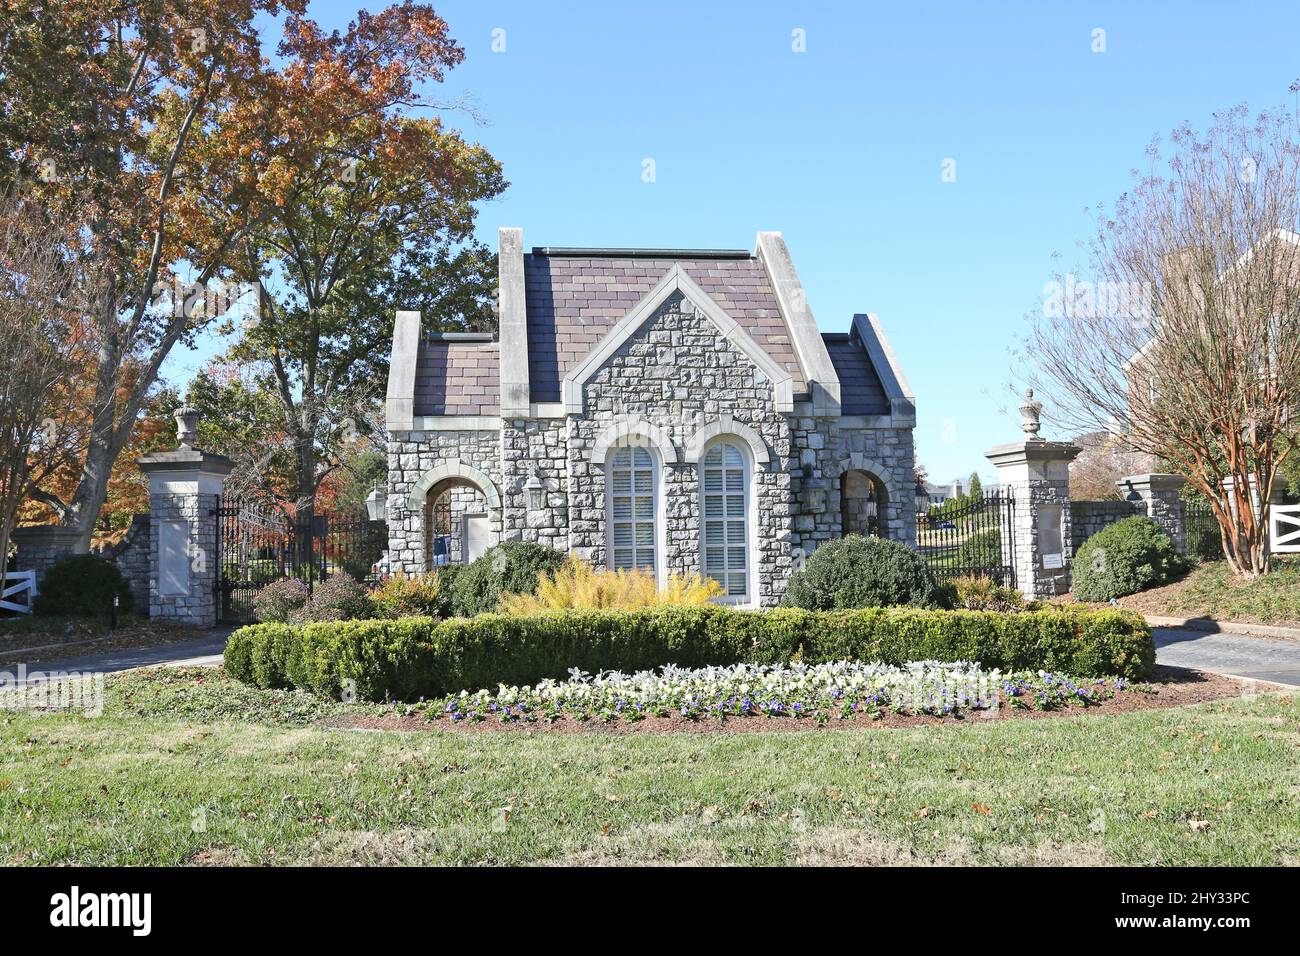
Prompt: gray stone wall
<box><xmin>784</xmin><ymin>418</ymin><xmax>915</xmax><ymax>583</ymax></box>
<box><xmin>9</xmin><ymin>526</ymin><xmax>82</xmax><ymax>582</ymax></box>
<box><xmin>1069</xmin><ymin>500</ymin><xmax>1140</xmax><ymax>553</ymax></box>
<box><xmin>386</xmin><ymin>429</ymin><xmax>502</xmax><ymax>574</ymax></box>
<box><xmin>567</xmin><ymin>291</ymin><xmax>791</xmax><ymax>604</ymax></box>
<box><xmin>101</xmin><ymin>514</ymin><xmax>151</xmax><ymax>612</ymax></box>
<box><xmin>501</xmin><ymin>419</ymin><xmax>568</xmax><ymax>550</ymax></box>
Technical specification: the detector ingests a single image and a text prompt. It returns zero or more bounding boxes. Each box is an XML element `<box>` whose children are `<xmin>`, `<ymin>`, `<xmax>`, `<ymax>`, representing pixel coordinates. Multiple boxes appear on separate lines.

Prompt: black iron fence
<box><xmin>914</xmin><ymin>490</ymin><xmax>1017</xmax><ymax>587</ymax></box>
<box><xmin>1184</xmin><ymin>499</ymin><xmax>1223</xmax><ymax>561</ymax></box>
<box><xmin>214</xmin><ymin>500</ymin><xmax>386</xmax><ymax>621</ymax></box>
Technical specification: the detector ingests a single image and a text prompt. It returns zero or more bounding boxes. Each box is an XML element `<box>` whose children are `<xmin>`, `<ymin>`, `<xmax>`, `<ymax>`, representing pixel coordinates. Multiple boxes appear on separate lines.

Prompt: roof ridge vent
<box><xmin>530</xmin><ymin>247</ymin><xmax>751</xmax><ymax>259</ymax></box>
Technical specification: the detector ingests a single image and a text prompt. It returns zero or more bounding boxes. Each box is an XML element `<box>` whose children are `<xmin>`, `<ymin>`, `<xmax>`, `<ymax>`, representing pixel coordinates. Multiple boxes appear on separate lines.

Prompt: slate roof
<box><xmin>822</xmin><ymin>333</ymin><xmax>889</xmax><ymax>415</ymax></box>
<box><xmin>406</xmin><ymin>246</ymin><xmax>895</xmax><ymax>418</ymax></box>
<box><xmin>522</xmin><ymin>253</ymin><xmax>805</xmax><ymax>404</ymax></box>
<box><xmin>412</xmin><ymin>338</ymin><xmax>500</xmax><ymax>417</ymax></box>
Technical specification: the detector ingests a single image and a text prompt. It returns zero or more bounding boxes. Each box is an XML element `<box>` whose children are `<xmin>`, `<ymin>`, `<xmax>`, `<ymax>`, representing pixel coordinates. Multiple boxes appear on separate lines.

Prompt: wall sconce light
<box><xmin>865</xmin><ymin>499</ymin><xmax>878</xmax><ymax>518</ymax></box>
<box><xmin>365</xmin><ymin>487</ymin><xmax>387</xmax><ymax>522</ymax></box>
<box><xmin>526</xmin><ymin>468</ymin><xmax>545</xmax><ymax>510</ymax></box>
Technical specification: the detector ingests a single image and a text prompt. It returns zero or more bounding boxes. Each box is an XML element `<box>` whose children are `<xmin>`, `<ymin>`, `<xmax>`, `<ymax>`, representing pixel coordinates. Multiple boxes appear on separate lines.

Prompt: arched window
<box><xmin>701</xmin><ymin>440</ymin><xmax>750</xmax><ymax>600</ymax></box>
<box><xmin>607</xmin><ymin>445</ymin><xmax>657</xmax><ymax>573</ymax></box>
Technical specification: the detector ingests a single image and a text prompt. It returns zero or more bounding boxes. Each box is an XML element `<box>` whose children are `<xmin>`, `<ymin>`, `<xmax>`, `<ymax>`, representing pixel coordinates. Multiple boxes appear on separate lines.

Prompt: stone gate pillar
<box><xmin>1117</xmin><ymin>473</ymin><xmax>1188</xmax><ymax>554</ymax></box>
<box><xmin>985</xmin><ymin>390</ymin><xmax>1080</xmax><ymax>600</ymax></box>
<box><xmin>137</xmin><ymin>407</ymin><xmax>233</xmax><ymax>628</ymax></box>
<box><xmin>9</xmin><ymin>526</ymin><xmax>84</xmax><ymax>581</ymax></box>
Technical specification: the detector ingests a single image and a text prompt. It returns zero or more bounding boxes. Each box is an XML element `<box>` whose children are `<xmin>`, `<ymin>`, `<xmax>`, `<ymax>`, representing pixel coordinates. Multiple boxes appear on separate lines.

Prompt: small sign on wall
<box><xmin>1037</xmin><ymin>504</ymin><xmax>1065</xmax><ymax>571</ymax></box>
<box><xmin>159</xmin><ymin>519</ymin><xmax>191</xmax><ymax>597</ymax></box>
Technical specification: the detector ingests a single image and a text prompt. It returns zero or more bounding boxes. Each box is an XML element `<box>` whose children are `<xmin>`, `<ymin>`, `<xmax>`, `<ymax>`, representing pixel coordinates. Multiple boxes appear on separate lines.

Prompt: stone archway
<box><xmin>407</xmin><ymin>460</ymin><xmax>501</xmax><ymax>570</ymax></box>
<box><xmin>840</xmin><ymin>469</ymin><xmax>888</xmax><ymax>538</ymax></box>
<box><xmin>425</xmin><ymin>478</ymin><xmax>491</xmax><ymax>567</ymax></box>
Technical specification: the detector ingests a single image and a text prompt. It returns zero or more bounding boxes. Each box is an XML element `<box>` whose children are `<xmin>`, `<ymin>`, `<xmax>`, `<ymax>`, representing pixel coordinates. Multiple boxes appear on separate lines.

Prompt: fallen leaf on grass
<box><xmin>1188</xmin><ymin>820</ymin><xmax>1210</xmax><ymax>831</ymax></box>
<box><xmin>970</xmin><ymin>803</ymin><xmax>992</xmax><ymax>816</ymax></box>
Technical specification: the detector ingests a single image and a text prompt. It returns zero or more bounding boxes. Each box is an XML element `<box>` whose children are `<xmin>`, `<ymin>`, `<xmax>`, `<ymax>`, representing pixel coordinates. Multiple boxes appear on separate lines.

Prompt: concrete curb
<box><xmin>1144</xmin><ymin>614</ymin><xmax>1300</xmax><ymax>642</ymax></box>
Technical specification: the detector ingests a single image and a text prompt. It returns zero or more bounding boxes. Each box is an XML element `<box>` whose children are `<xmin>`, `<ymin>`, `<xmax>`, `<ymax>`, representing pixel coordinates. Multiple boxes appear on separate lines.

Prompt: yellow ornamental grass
<box><xmin>499</xmin><ymin>556</ymin><xmax>723</xmax><ymax>614</ymax></box>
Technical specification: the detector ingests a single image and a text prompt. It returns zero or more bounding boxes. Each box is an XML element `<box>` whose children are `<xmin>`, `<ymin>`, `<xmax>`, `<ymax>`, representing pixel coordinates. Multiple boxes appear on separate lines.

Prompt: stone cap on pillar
<box><xmin>985</xmin><ymin>440</ymin><xmax>1082</xmax><ymax>468</ymax></box>
<box><xmin>138</xmin><ymin>445</ymin><xmax>235</xmax><ymax>476</ymax></box>
<box><xmin>9</xmin><ymin>525</ymin><xmax>84</xmax><ymax>548</ymax></box>
<box><xmin>138</xmin><ymin>446</ymin><xmax>235</xmax><ymax>494</ymax></box>
<box><xmin>1117</xmin><ymin>473</ymin><xmax>1187</xmax><ymax>498</ymax></box>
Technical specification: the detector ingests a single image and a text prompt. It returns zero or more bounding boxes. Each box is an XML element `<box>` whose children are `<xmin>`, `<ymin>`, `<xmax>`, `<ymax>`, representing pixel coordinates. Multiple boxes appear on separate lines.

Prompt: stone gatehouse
<box><xmin>384</xmin><ymin>229</ymin><xmax>917</xmax><ymax>607</ymax></box>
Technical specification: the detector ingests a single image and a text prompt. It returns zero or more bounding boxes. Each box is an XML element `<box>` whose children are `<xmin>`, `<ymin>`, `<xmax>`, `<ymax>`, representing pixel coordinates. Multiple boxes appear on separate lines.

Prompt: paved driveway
<box><xmin>3</xmin><ymin>629</ymin><xmax>231</xmax><ymax>687</ymax></box>
<box><xmin>1154</xmin><ymin>627</ymin><xmax>1300</xmax><ymax>687</ymax></box>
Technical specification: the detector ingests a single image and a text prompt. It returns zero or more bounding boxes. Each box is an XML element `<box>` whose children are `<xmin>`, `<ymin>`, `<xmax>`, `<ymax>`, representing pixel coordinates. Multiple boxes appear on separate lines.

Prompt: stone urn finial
<box><xmin>1019</xmin><ymin>388</ymin><xmax>1044</xmax><ymax>441</ymax></box>
<box><xmin>175</xmin><ymin>405</ymin><xmax>200</xmax><ymax>448</ymax></box>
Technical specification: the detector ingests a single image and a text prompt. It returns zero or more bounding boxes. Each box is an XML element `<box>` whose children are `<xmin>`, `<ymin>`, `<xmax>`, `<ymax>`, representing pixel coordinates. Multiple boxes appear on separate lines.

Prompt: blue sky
<box><xmin>165</xmin><ymin>0</ymin><xmax>1300</xmax><ymax>484</ymax></box>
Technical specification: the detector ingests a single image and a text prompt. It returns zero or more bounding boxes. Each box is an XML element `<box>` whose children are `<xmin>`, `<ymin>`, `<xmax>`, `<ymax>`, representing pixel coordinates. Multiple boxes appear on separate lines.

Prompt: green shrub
<box><xmin>1073</xmin><ymin>516</ymin><xmax>1188</xmax><ymax>602</ymax></box>
<box><xmin>370</xmin><ymin>573</ymin><xmax>441</xmax><ymax>619</ymax></box>
<box><xmin>224</xmin><ymin>604</ymin><xmax>1154</xmax><ymax>701</ymax></box>
<box><xmin>33</xmin><ymin>554</ymin><xmax>133</xmax><ymax>618</ymax></box>
<box><xmin>957</xmin><ymin>528</ymin><xmax>1004</xmax><ymax>571</ymax></box>
<box><xmin>293</xmin><ymin>572</ymin><xmax>374</xmax><ymax>623</ymax></box>
<box><xmin>782</xmin><ymin>535</ymin><xmax>946</xmax><ymax>611</ymax></box>
<box><xmin>251</xmin><ymin>578</ymin><xmax>309</xmax><ymax>623</ymax></box>
<box><xmin>448</xmin><ymin>541</ymin><xmax>566</xmax><ymax>616</ymax></box>
<box><xmin>432</xmin><ymin>564</ymin><xmax>465</xmax><ymax>617</ymax></box>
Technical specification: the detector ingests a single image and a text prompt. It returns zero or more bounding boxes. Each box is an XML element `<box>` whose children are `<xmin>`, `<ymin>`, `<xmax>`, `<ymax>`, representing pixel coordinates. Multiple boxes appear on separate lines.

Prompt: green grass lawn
<box><xmin>1</xmin><ymin>668</ymin><xmax>1297</xmax><ymax>866</ymax></box>
<box><xmin>1123</xmin><ymin>557</ymin><xmax>1300</xmax><ymax>627</ymax></box>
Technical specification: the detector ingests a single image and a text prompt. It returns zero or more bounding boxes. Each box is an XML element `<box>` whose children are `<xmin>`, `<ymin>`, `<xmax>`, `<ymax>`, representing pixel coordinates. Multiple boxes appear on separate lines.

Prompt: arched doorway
<box><xmin>425</xmin><ymin>478</ymin><xmax>490</xmax><ymax>568</ymax></box>
<box><xmin>841</xmin><ymin>469</ymin><xmax>887</xmax><ymax>538</ymax></box>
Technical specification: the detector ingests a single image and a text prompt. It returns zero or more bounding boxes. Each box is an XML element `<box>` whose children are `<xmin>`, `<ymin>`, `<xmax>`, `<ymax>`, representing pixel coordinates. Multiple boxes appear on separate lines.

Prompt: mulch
<box><xmin>316</xmin><ymin>666</ymin><xmax>1277</xmax><ymax>737</ymax></box>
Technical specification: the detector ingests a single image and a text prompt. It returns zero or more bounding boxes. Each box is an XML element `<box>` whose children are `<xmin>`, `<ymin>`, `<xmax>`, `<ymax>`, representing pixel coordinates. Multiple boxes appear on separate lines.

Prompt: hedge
<box><xmin>224</xmin><ymin>605</ymin><xmax>1154</xmax><ymax>701</ymax></box>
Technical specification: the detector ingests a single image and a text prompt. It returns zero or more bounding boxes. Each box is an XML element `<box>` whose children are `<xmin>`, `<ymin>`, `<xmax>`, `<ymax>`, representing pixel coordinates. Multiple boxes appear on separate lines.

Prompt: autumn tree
<box><xmin>223</xmin><ymin>4</ymin><xmax>504</xmax><ymax>513</ymax></box>
<box><xmin>0</xmin><ymin>189</ymin><xmax>91</xmax><ymax>575</ymax></box>
<box><xmin>0</xmin><ymin>0</ymin><xmax>317</xmax><ymax>548</ymax></box>
<box><xmin>1</xmin><ymin>1</ymin><xmax>481</xmax><ymax>546</ymax></box>
<box><xmin>1027</xmin><ymin>105</ymin><xmax>1300</xmax><ymax>576</ymax></box>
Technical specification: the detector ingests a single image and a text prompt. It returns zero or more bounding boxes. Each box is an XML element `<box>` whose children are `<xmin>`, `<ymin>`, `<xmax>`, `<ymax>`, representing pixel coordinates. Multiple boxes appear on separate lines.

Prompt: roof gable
<box><xmin>524</xmin><ymin>252</ymin><xmax>805</xmax><ymax>404</ymax></box>
<box><xmin>561</xmin><ymin>264</ymin><xmax>795</xmax><ymax>414</ymax></box>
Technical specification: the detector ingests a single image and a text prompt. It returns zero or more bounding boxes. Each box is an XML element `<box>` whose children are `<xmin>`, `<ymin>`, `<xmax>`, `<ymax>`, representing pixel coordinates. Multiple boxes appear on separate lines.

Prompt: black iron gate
<box><xmin>915</xmin><ymin>490</ymin><xmax>1017</xmax><ymax>587</ymax></box>
<box><xmin>214</xmin><ymin>500</ymin><xmax>387</xmax><ymax>622</ymax></box>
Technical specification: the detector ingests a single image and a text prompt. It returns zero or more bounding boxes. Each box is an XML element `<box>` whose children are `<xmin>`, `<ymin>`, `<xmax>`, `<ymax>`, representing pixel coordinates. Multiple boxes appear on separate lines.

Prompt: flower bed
<box><xmin>431</xmin><ymin>661</ymin><xmax>1132</xmax><ymax>726</ymax></box>
<box><xmin>223</xmin><ymin>605</ymin><xmax>1154</xmax><ymax>702</ymax></box>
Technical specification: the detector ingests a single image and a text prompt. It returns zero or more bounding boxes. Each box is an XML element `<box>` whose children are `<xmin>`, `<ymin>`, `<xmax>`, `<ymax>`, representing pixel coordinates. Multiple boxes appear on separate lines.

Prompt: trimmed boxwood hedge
<box><xmin>224</xmin><ymin>605</ymin><xmax>1154</xmax><ymax>701</ymax></box>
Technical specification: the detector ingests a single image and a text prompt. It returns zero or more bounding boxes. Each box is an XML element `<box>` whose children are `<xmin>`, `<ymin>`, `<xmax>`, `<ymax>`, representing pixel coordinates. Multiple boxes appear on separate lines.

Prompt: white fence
<box><xmin>1271</xmin><ymin>504</ymin><xmax>1300</xmax><ymax>554</ymax></box>
<box><xmin>1</xmin><ymin>570</ymin><xmax>37</xmax><ymax>614</ymax></box>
